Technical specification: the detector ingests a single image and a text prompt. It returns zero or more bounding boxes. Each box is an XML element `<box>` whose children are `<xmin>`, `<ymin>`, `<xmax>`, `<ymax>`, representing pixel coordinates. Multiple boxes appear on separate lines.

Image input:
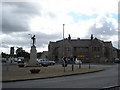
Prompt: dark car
<box><xmin>114</xmin><ymin>58</ymin><xmax>120</xmax><ymax>63</ymax></box>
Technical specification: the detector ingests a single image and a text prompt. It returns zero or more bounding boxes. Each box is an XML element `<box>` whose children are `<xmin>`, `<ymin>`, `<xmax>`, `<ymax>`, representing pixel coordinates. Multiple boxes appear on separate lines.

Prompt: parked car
<box><xmin>17</xmin><ymin>59</ymin><xmax>24</xmax><ymax>63</ymax></box>
<box><xmin>36</xmin><ymin>59</ymin><xmax>49</xmax><ymax>66</ymax></box>
<box><xmin>49</xmin><ymin>61</ymin><xmax>55</xmax><ymax>65</ymax></box>
<box><xmin>36</xmin><ymin>59</ymin><xmax>55</xmax><ymax>66</ymax></box>
<box><xmin>114</xmin><ymin>58</ymin><xmax>120</xmax><ymax>63</ymax></box>
<box><xmin>75</xmin><ymin>59</ymin><xmax>82</xmax><ymax>64</ymax></box>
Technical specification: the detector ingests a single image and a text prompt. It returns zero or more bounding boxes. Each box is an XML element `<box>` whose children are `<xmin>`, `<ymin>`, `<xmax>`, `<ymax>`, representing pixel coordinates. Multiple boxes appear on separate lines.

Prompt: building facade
<box><xmin>48</xmin><ymin>34</ymin><xmax>118</xmax><ymax>63</ymax></box>
<box><xmin>41</xmin><ymin>51</ymin><xmax>48</xmax><ymax>59</ymax></box>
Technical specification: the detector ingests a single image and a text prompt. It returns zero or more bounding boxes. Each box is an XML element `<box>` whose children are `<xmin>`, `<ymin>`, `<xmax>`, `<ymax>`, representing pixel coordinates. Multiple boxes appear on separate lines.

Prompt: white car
<box><xmin>49</xmin><ymin>61</ymin><xmax>55</xmax><ymax>65</ymax></box>
<box><xmin>37</xmin><ymin>59</ymin><xmax>49</xmax><ymax>63</ymax></box>
<box><xmin>36</xmin><ymin>59</ymin><xmax>55</xmax><ymax>65</ymax></box>
<box><xmin>75</xmin><ymin>59</ymin><xmax>82</xmax><ymax>64</ymax></box>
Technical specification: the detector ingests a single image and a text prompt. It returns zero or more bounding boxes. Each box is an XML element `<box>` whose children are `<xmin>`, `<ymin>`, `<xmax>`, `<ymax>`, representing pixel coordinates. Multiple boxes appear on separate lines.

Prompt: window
<box><xmin>65</xmin><ymin>47</ymin><xmax>70</xmax><ymax>51</ymax></box>
<box><xmin>92</xmin><ymin>47</ymin><xmax>100</xmax><ymax>51</ymax></box>
<box><xmin>97</xmin><ymin>47</ymin><xmax>100</xmax><ymax>51</ymax></box>
<box><xmin>74</xmin><ymin>47</ymin><xmax>77</xmax><ymax>51</ymax></box>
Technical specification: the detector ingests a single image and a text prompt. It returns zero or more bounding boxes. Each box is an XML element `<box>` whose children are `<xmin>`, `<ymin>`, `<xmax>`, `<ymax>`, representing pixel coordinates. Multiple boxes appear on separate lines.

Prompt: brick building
<box><xmin>48</xmin><ymin>34</ymin><xmax>118</xmax><ymax>63</ymax></box>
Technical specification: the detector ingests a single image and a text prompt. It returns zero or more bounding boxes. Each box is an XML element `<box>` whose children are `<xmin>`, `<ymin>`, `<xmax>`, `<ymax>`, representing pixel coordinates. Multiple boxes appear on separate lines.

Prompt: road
<box><xmin>2</xmin><ymin>64</ymin><xmax>119</xmax><ymax>89</ymax></box>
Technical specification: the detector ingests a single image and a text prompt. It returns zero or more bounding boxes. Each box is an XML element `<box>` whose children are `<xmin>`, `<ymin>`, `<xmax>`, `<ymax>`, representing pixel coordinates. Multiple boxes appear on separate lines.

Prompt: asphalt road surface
<box><xmin>2</xmin><ymin>64</ymin><xmax>119</xmax><ymax>89</ymax></box>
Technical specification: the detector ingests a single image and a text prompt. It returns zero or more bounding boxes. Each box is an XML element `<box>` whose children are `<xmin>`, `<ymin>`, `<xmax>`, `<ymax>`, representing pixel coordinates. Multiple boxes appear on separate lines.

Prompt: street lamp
<box><xmin>63</xmin><ymin>24</ymin><xmax>65</xmax><ymax>58</ymax></box>
<box><xmin>63</xmin><ymin>24</ymin><xmax>66</xmax><ymax>72</ymax></box>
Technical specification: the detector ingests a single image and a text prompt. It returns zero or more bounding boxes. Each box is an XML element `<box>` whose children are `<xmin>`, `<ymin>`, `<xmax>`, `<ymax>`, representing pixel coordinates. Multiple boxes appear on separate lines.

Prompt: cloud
<box><xmin>2</xmin><ymin>2</ymin><xmax>41</xmax><ymax>34</ymax></box>
<box><xmin>1</xmin><ymin>2</ymin><xmax>61</xmax><ymax>53</ymax></box>
<box><xmin>1</xmin><ymin>1</ymin><xmax>119</xmax><ymax>54</ymax></box>
<box><xmin>4</xmin><ymin>2</ymin><xmax>40</xmax><ymax>15</ymax></box>
<box><xmin>1</xmin><ymin>31</ymin><xmax>61</xmax><ymax>49</ymax></box>
<box><xmin>39</xmin><ymin>0</ymin><xmax>118</xmax><ymax>15</ymax></box>
<box><xmin>85</xmin><ymin>15</ymin><xmax>118</xmax><ymax>40</ymax></box>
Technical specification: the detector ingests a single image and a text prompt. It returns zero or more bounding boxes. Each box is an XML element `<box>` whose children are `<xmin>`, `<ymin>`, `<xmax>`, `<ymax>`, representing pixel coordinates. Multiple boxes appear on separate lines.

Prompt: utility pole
<box><xmin>63</xmin><ymin>24</ymin><xmax>65</xmax><ymax>72</ymax></box>
<box><xmin>117</xmin><ymin>28</ymin><xmax>119</xmax><ymax>48</ymax></box>
<box><xmin>63</xmin><ymin>24</ymin><xmax>65</xmax><ymax>40</ymax></box>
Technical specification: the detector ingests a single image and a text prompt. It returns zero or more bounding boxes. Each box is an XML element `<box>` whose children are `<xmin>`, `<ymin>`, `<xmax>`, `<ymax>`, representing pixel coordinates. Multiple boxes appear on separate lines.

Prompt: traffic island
<box><xmin>2</xmin><ymin>65</ymin><xmax>105</xmax><ymax>82</ymax></box>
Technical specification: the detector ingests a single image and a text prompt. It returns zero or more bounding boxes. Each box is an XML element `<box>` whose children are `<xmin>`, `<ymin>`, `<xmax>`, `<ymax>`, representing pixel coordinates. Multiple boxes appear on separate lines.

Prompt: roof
<box><xmin>49</xmin><ymin>37</ymin><xmax>114</xmax><ymax>48</ymax></box>
<box><xmin>104</xmin><ymin>41</ymin><xmax>112</xmax><ymax>47</ymax></box>
<box><xmin>51</xmin><ymin>39</ymin><xmax>91</xmax><ymax>47</ymax></box>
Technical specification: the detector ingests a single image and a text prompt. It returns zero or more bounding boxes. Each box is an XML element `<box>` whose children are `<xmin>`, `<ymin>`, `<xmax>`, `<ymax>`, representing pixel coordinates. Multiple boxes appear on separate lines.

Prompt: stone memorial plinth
<box><xmin>28</xmin><ymin>46</ymin><xmax>37</xmax><ymax>66</ymax></box>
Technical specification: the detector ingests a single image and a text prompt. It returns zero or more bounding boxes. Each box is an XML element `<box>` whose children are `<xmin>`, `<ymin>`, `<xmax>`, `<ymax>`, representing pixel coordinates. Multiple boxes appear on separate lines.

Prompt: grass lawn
<box><xmin>2</xmin><ymin>64</ymin><xmax>105</xmax><ymax>81</ymax></box>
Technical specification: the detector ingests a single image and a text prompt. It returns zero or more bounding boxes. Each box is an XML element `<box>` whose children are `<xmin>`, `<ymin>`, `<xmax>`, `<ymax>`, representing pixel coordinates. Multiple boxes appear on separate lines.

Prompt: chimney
<box><xmin>68</xmin><ymin>34</ymin><xmax>71</xmax><ymax>40</ymax></box>
<box><xmin>91</xmin><ymin>34</ymin><xmax>93</xmax><ymax>40</ymax></box>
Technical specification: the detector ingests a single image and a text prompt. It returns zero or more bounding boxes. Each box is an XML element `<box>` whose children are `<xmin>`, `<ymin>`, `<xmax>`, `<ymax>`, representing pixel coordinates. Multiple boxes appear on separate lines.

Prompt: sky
<box><xmin>1</xmin><ymin>0</ymin><xmax>120</xmax><ymax>54</ymax></box>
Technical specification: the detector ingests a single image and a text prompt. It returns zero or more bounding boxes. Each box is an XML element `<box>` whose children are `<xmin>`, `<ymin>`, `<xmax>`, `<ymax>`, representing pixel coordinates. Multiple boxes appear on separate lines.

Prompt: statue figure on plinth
<box><xmin>28</xmin><ymin>34</ymin><xmax>37</xmax><ymax>66</ymax></box>
<box><xmin>31</xmin><ymin>35</ymin><xmax>36</xmax><ymax>46</ymax></box>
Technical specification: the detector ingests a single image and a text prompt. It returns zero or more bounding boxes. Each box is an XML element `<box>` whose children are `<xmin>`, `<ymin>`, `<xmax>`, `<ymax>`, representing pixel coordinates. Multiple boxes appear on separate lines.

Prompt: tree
<box><xmin>37</xmin><ymin>52</ymin><xmax>42</xmax><ymax>58</ymax></box>
<box><xmin>16</xmin><ymin>47</ymin><xmax>30</xmax><ymax>59</ymax></box>
<box><xmin>16</xmin><ymin>47</ymin><xmax>23</xmax><ymax>57</ymax></box>
<box><xmin>1</xmin><ymin>52</ymin><xmax>9</xmax><ymax>58</ymax></box>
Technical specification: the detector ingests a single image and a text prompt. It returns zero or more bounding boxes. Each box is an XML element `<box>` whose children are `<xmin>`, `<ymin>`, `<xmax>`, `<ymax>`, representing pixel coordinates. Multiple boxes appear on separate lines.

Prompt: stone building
<box><xmin>41</xmin><ymin>51</ymin><xmax>48</xmax><ymax>59</ymax></box>
<box><xmin>48</xmin><ymin>34</ymin><xmax>118</xmax><ymax>63</ymax></box>
<box><xmin>117</xmin><ymin>49</ymin><xmax>120</xmax><ymax>58</ymax></box>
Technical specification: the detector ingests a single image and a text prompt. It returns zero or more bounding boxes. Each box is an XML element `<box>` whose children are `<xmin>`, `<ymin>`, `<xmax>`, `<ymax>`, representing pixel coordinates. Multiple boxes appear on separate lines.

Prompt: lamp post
<box><xmin>118</xmin><ymin>40</ymin><xmax>120</xmax><ymax>59</ymax></box>
<box><xmin>118</xmin><ymin>28</ymin><xmax>120</xmax><ymax>59</ymax></box>
<box><xmin>63</xmin><ymin>24</ymin><xmax>65</xmax><ymax>40</ymax></box>
<box><xmin>63</xmin><ymin>24</ymin><xmax>66</xmax><ymax>72</ymax></box>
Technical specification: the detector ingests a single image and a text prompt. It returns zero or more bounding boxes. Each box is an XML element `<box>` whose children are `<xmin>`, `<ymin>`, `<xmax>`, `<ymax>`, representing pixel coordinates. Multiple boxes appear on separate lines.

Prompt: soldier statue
<box><xmin>31</xmin><ymin>35</ymin><xmax>36</xmax><ymax>46</ymax></box>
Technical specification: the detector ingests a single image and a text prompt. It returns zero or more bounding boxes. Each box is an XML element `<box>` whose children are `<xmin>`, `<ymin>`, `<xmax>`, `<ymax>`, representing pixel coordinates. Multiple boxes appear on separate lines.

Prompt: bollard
<box><xmin>79</xmin><ymin>60</ymin><xmax>81</xmax><ymax>69</ymax></box>
<box><xmin>89</xmin><ymin>63</ymin><xmax>90</xmax><ymax>69</ymax></box>
<box><xmin>72</xmin><ymin>64</ymin><xmax>73</xmax><ymax>71</ymax></box>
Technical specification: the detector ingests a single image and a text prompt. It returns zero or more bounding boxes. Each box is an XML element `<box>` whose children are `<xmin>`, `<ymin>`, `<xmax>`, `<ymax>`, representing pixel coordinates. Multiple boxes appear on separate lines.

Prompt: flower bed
<box><xmin>30</xmin><ymin>68</ymin><xmax>40</xmax><ymax>74</ymax></box>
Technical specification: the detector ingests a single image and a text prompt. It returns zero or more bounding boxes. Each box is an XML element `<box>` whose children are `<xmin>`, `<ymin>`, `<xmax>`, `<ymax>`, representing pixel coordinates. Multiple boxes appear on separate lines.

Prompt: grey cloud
<box><xmin>47</xmin><ymin>12</ymin><xmax>56</xmax><ymax>18</ymax></box>
<box><xmin>113</xmin><ymin>41</ymin><xmax>118</xmax><ymax>48</ymax></box>
<box><xmin>1</xmin><ymin>43</ymin><xmax>9</xmax><ymax>48</ymax></box>
<box><xmin>2</xmin><ymin>2</ymin><xmax>41</xmax><ymax>34</ymax></box>
<box><xmin>86</xmin><ymin>15</ymin><xmax>117</xmax><ymax>40</ymax></box>
<box><xmin>2</xmin><ymin>31</ymin><xmax>61</xmax><ymax>49</ymax></box>
<box><xmin>1</xmin><ymin>2</ymin><xmax>60</xmax><ymax>53</ymax></box>
<box><xmin>4</xmin><ymin>2</ymin><xmax>40</xmax><ymax>15</ymax></box>
<box><xmin>2</xmin><ymin>16</ymin><xmax>29</xmax><ymax>33</ymax></box>
<box><xmin>30</xmin><ymin>31</ymin><xmax>61</xmax><ymax>48</ymax></box>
